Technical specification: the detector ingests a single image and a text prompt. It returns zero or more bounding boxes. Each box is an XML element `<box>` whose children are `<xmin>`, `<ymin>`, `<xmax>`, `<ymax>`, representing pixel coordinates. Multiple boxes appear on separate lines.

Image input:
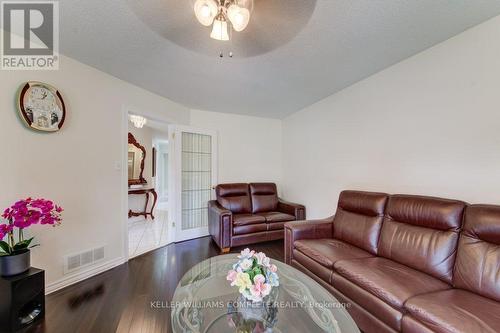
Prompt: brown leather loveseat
<box><xmin>285</xmin><ymin>190</ymin><xmax>500</xmax><ymax>333</ymax></box>
<box><xmin>209</xmin><ymin>183</ymin><xmax>305</xmax><ymax>252</ymax></box>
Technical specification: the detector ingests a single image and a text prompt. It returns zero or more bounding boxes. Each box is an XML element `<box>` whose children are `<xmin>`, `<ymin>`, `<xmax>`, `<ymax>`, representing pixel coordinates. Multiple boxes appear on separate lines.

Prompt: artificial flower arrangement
<box><xmin>226</xmin><ymin>249</ymin><xmax>279</xmax><ymax>302</ymax></box>
<box><xmin>0</xmin><ymin>198</ymin><xmax>63</xmax><ymax>257</ymax></box>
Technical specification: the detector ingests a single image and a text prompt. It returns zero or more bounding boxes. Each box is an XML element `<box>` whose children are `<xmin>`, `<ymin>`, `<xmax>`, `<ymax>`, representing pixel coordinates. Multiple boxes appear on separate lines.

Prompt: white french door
<box><xmin>169</xmin><ymin>126</ymin><xmax>218</xmax><ymax>242</ymax></box>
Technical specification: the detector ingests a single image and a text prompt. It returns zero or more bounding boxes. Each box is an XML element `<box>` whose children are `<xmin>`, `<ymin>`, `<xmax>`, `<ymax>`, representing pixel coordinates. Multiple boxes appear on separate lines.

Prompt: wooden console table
<box><xmin>128</xmin><ymin>188</ymin><xmax>158</xmax><ymax>219</ymax></box>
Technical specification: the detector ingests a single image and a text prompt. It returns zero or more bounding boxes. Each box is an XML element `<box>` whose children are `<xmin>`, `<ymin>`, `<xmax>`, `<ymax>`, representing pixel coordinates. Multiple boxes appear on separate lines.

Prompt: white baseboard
<box><xmin>45</xmin><ymin>256</ymin><xmax>126</xmax><ymax>295</ymax></box>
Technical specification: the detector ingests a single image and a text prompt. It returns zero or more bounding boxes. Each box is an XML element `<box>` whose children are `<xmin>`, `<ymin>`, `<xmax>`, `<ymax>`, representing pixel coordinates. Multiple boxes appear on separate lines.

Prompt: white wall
<box><xmin>0</xmin><ymin>54</ymin><xmax>190</xmax><ymax>290</ymax></box>
<box><xmin>282</xmin><ymin>15</ymin><xmax>500</xmax><ymax>219</ymax></box>
<box><xmin>5</xmin><ymin>13</ymin><xmax>499</xmax><ymax>291</ymax></box>
<box><xmin>190</xmin><ymin>109</ymin><xmax>283</xmax><ymax>187</ymax></box>
<box><xmin>0</xmin><ymin>53</ymin><xmax>283</xmax><ymax>291</ymax></box>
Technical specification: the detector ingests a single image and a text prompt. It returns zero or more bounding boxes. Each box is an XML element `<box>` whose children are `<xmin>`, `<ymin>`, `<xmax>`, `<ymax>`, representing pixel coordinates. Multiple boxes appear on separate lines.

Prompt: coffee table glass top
<box><xmin>171</xmin><ymin>254</ymin><xmax>360</xmax><ymax>333</ymax></box>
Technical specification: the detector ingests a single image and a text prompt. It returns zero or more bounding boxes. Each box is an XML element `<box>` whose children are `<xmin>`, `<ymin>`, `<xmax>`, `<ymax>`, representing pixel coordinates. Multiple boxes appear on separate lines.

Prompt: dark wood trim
<box><xmin>18</xmin><ymin>82</ymin><xmax>32</xmax><ymax>126</ymax></box>
<box><xmin>128</xmin><ymin>132</ymin><xmax>147</xmax><ymax>186</ymax></box>
<box><xmin>56</xmin><ymin>90</ymin><xmax>66</xmax><ymax>129</ymax></box>
<box><xmin>128</xmin><ymin>188</ymin><xmax>157</xmax><ymax>219</ymax></box>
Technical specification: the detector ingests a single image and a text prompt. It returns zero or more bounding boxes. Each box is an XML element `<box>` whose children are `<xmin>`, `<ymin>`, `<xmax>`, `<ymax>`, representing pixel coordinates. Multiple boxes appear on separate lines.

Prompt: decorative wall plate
<box><xmin>17</xmin><ymin>81</ymin><xmax>66</xmax><ymax>132</ymax></box>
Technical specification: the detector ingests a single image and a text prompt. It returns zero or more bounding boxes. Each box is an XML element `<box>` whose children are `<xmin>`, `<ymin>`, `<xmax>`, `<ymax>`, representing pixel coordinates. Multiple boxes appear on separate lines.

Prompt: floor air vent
<box><xmin>64</xmin><ymin>246</ymin><xmax>105</xmax><ymax>274</ymax></box>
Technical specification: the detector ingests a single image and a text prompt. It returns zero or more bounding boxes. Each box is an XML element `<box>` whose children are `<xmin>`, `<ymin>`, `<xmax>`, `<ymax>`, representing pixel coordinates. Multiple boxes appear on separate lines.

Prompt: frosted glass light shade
<box><xmin>227</xmin><ymin>4</ymin><xmax>250</xmax><ymax>32</ymax></box>
<box><xmin>129</xmin><ymin>115</ymin><xmax>147</xmax><ymax>128</ymax></box>
<box><xmin>194</xmin><ymin>0</ymin><xmax>218</xmax><ymax>26</ymax></box>
<box><xmin>210</xmin><ymin>17</ymin><xmax>229</xmax><ymax>41</ymax></box>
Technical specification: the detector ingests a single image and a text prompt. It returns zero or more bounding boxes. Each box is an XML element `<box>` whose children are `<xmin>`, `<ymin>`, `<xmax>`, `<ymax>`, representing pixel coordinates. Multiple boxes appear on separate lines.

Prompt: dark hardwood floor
<box><xmin>24</xmin><ymin>237</ymin><xmax>284</xmax><ymax>333</ymax></box>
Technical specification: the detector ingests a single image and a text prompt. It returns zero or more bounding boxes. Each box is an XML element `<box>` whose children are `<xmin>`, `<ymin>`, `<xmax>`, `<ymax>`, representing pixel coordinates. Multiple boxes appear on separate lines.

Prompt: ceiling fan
<box><xmin>193</xmin><ymin>0</ymin><xmax>253</xmax><ymax>41</ymax></box>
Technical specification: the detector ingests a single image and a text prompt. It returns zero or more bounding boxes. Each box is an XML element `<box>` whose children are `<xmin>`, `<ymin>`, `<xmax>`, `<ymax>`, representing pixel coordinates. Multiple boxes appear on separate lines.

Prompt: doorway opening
<box><xmin>127</xmin><ymin>114</ymin><xmax>170</xmax><ymax>258</ymax></box>
<box><xmin>123</xmin><ymin>110</ymin><xmax>219</xmax><ymax>259</ymax></box>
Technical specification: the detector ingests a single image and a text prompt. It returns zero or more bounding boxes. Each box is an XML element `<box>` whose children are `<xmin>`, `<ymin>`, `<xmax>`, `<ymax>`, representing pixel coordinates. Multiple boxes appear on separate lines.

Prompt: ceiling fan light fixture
<box><xmin>194</xmin><ymin>0</ymin><xmax>218</xmax><ymax>26</ymax></box>
<box><xmin>227</xmin><ymin>4</ymin><xmax>250</xmax><ymax>32</ymax></box>
<box><xmin>210</xmin><ymin>13</ymin><xmax>230</xmax><ymax>41</ymax></box>
<box><xmin>193</xmin><ymin>0</ymin><xmax>253</xmax><ymax>42</ymax></box>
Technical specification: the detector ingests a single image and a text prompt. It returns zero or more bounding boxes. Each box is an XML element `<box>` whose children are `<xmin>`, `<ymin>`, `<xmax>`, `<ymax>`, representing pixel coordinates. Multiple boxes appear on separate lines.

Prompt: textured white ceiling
<box><xmin>60</xmin><ymin>0</ymin><xmax>500</xmax><ymax>119</ymax></box>
<box><xmin>125</xmin><ymin>0</ymin><xmax>317</xmax><ymax>57</ymax></box>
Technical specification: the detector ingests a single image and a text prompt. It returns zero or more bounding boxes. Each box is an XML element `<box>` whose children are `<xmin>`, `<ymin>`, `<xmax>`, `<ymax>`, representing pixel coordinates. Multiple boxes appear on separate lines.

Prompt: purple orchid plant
<box><xmin>0</xmin><ymin>198</ymin><xmax>63</xmax><ymax>256</ymax></box>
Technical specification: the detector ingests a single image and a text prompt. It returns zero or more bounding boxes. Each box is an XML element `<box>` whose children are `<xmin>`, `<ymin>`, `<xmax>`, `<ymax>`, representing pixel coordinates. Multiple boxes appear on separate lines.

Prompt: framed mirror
<box><xmin>128</xmin><ymin>132</ymin><xmax>147</xmax><ymax>186</ymax></box>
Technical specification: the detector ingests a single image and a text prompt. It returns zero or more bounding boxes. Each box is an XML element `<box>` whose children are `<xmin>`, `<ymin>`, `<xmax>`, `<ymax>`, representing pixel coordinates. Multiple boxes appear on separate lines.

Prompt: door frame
<box><xmin>154</xmin><ymin>139</ymin><xmax>169</xmax><ymax>204</ymax></box>
<box><xmin>121</xmin><ymin>105</ymin><xmax>176</xmax><ymax>260</ymax></box>
<box><xmin>169</xmin><ymin>125</ymin><xmax>218</xmax><ymax>242</ymax></box>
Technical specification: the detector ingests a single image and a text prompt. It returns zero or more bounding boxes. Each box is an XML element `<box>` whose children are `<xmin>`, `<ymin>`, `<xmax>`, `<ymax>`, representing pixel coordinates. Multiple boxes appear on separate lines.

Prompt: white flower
<box><xmin>254</xmin><ymin>252</ymin><xmax>270</xmax><ymax>267</ymax></box>
<box><xmin>239</xmin><ymin>258</ymin><xmax>253</xmax><ymax>270</ymax></box>
<box><xmin>238</xmin><ymin>248</ymin><xmax>255</xmax><ymax>259</ymax></box>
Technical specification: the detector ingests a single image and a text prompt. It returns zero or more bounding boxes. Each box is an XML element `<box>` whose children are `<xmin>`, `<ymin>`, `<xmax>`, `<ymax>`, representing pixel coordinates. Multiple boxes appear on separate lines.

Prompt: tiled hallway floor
<box><xmin>128</xmin><ymin>203</ymin><xmax>169</xmax><ymax>258</ymax></box>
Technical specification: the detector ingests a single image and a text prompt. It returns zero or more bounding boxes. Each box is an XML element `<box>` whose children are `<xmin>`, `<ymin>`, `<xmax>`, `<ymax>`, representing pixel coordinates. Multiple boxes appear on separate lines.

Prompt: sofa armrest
<box><xmin>208</xmin><ymin>200</ymin><xmax>232</xmax><ymax>250</ymax></box>
<box><xmin>284</xmin><ymin>216</ymin><xmax>334</xmax><ymax>265</ymax></box>
<box><xmin>278</xmin><ymin>199</ymin><xmax>306</xmax><ymax>220</ymax></box>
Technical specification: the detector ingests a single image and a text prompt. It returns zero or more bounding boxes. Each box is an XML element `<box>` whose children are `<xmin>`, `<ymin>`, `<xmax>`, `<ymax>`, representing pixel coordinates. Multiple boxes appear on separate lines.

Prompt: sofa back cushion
<box><xmin>249</xmin><ymin>183</ymin><xmax>279</xmax><ymax>213</ymax></box>
<box><xmin>453</xmin><ymin>205</ymin><xmax>500</xmax><ymax>301</ymax></box>
<box><xmin>216</xmin><ymin>183</ymin><xmax>251</xmax><ymax>214</ymax></box>
<box><xmin>379</xmin><ymin>195</ymin><xmax>465</xmax><ymax>283</ymax></box>
<box><xmin>333</xmin><ymin>190</ymin><xmax>388</xmax><ymax>254</ymax></box>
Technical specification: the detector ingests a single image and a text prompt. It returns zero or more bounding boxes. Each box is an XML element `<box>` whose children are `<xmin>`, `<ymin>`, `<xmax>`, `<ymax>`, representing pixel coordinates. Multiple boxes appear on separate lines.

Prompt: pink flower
<box><xmin>227</xmin><ymin>317</ymin><xmax>236</xmax><ymax>328</ymax></box>
<box><xmin>2</xmin><ymin>198</ymin><xmax>63</xmax><ymax>230</ymax></box>
<box><xmin>40</xmin><ymin>216</ymin><xmax>55</xmax><ymax>225</ymax></box>
<box><xmin>250</xmin><ymin>274</ymin><xmax>271</xmax><ymax>299</ymax></box>
<box><xmin>226</xmin><ymin>270</ymin><xmax>237</xmax><ymax>284</ymax></box>
<box><xmin>269</xmin><ymin>264</ymin><xmax>277</xmax><ymax>273</ymax></box>
<box><xmin>1</xmin><ymin>208</ymin><xmax>11</xmax><ymax>219</ymax></box>
<box><xmin>0</xmin><ymin>224</ymin><xmax>13</xmax><ymax>241</ymax></box>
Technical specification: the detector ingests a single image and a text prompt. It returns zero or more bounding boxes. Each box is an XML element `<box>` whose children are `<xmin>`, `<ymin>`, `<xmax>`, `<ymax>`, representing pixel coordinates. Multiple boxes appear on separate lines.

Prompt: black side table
<box><xmin>0</xmin><ymin>268</ymin><xmax>45</xmax><ymax>333</ymax></box>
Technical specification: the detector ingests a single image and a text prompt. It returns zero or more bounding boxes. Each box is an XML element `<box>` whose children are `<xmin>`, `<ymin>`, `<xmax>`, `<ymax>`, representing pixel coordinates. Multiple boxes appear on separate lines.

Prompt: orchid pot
<box><xmin>0</xmin><ymin>198</ymin><xmax>63</xmax><ymax>277</ymax></box>
<box><xmin>0</xmin><ymin>249</ymin><xmax>31</xmax><ymax>276</ymax></box>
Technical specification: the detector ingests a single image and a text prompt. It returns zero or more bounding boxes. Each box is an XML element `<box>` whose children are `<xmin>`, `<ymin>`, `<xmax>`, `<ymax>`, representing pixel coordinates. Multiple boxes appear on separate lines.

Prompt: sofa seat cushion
<box><xmin>233</xmin><ymin>214</ymin><xmax>266</xmax><ymax>226</ymax></box>
<box><xmin>233</xmin><ymin>223</ymin><xmax>267</xmax><ymax>236</ymax></box>
<box><xmin>267</xmin><ymin>221</ymin><xmax>286</xmax><ymax>231</ymax></box>
<box><xmin>334</xmin><ymin>257</ymin><xmax>450</xmax><ymax>310</ymax></box>
<box><xmin>292</xmin><ymin>250</ymin><xmax>334</xmax><ymax>283</ymax></box>
<box><xmin>295</xmin><ymin>239</ymin><xmax>374</xmax><ymax>268</ymax></box>
<box><xmin>332</xmin><ymin>272</ymin><xmax>404</xmax><ymax>330</ymax></box>
<box><xmin>404</xmin><ymin>289</ymin><xmax>500</xmax><ymax>333</ymax></box>
<box><xmin>258</xmin><ymin>212</ymin><xmax>295</xmax><ymax>223</ymax></box>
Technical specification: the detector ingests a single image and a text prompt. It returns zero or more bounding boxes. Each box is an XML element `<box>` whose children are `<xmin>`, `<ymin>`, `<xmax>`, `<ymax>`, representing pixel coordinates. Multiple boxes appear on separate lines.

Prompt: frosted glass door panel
<box><xmin>181</xmin><ymin>132</ymin><xmax>212</xmax><ymax>231</ymax></box>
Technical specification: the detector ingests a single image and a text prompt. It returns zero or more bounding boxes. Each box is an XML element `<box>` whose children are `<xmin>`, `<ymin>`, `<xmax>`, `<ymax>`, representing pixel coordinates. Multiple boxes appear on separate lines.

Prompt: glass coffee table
<box><xmin>171</xmin><ymin>254</ymin><xmax>360</xmax><ymax>333</ymax></box>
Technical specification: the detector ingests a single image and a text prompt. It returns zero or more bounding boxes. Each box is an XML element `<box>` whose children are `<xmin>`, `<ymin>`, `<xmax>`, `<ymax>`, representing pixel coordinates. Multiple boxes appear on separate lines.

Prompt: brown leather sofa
<box><xmin>209</xmin><ymin>183</ymin><xmax>305</xmax><ymax>252</ymax></box>
<box><xmin>285</xmin><ymin>190</ymin><xmax>500</xmax><ymax>333</ymax></box>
